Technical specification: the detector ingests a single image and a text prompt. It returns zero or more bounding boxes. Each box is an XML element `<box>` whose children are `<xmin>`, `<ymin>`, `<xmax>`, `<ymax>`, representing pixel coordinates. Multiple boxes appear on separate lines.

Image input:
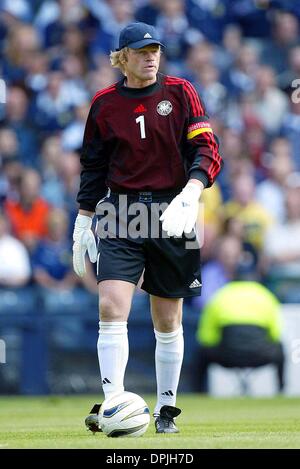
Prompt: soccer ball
<box><xmin>99</xmin><ymin>391</ymin><xmax>150</xmax><ymax>437</ymax></box>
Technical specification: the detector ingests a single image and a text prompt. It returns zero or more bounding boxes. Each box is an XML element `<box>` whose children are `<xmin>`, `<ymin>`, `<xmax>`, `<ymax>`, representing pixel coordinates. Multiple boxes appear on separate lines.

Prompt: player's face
<box><xmin>125</xmin><ymin>45</ymin><xmax>161</xmax><ymax>87</ymax></box>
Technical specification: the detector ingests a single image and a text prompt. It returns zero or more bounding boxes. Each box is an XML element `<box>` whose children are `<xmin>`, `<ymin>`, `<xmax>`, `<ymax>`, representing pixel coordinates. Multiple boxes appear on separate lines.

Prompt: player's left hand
<box><xmin>160</xmin><ymin>182</ymin><xmax>202</xmax><ymax>237</ymax></box>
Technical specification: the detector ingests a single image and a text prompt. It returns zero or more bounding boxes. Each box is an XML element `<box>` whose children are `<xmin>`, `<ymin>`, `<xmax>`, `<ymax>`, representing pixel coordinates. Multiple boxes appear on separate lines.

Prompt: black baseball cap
<box><xmin>116</xmin><ymin>22</ymin><xmax>165</xmax><ymax>51</ymax></box>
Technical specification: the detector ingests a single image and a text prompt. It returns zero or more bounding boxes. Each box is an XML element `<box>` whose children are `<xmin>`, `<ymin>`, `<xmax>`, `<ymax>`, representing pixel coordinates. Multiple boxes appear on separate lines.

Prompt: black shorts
<box><xmin>95</xmin><ymin>190</ymin><xmax>202</xmax><ymax>298</ymax></box>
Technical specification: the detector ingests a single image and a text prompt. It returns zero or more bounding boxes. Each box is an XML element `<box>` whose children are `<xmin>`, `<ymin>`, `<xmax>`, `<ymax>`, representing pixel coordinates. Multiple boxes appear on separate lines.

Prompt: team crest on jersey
<box><xmin>157</xmin><ymin>100</ymin><xmax>172</xmax><ymax>116</ymax></box>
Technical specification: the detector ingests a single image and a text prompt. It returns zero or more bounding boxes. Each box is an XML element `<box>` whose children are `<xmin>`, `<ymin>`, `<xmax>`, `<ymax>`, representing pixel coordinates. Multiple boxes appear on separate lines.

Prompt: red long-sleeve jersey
<box><xmin>77</xmin><ymin>73</ymin><xmax>223</xmax><ymax>211</ymax></box>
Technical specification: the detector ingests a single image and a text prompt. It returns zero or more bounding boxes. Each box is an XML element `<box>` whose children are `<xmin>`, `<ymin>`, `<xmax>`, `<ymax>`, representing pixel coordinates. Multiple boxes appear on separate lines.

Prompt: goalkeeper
<box><xmin>72</xmin><ymin>22</ymin><xmax>223</xmax><ymax>434</ymax></box>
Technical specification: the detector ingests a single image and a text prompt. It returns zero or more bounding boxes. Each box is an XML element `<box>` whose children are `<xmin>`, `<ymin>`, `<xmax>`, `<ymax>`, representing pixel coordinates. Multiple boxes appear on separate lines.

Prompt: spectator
<box><xmin>0</xmin><ymin>161</ymin><xmax>22</xmax><ymax>209</ymax></box>
<box><xmin>89</xmin><ymin>0</ymin><xmax>135</xmax><ymax>57</ymax></box>
<box><xmin>200</xmin><ymin>180</ymin><xmax>223</xmax><ymax>235</ymax></box>
<box><xmin>33</xmin><ymin>70</ymin><xmax>84</xmax><ymax>132</ymax></box>
<box><xmin>216</xmin><ymin>128</ymin><xmax>249</xmax><ymax>201</ymax></box>
<box><xmin>194</xmin><ymin>281</ymin><xmax>285</xmax><ymax>393</ymax></box>
<box><xmin>192</xmin><ymin>234</ymin><xmax>243</xmax><ymax>310</ymax></box>
<box><xmin>23</xmin><ymin>49</ymin><xmax>49</xmax><ymax>94</ymax></box>
<box><xmin>31</xmin><ymin>207</ymin><xmax>77</xmax><ymax>291</ymax></box>
<box><xmin>135</xmin><ymin>0</ymin><xmax>162</xmax><ymax>25</ymax></box>
<box><xmin>0</xmin><ymin>211</ymin><xmax>31</xmax><ymax>288</ymax></box>
<box><xmin>4</xmin><ymin>168</ymin><xmax>50</xmax><ymax>251</ymax></box>
<box><xmin>187</xmin><ymin>0</ymin><xmax>232</xmax><ymax>44</ymax></box>
<box><xmin>155</xmin><ymin>0</ymin><xmax>203</xmax><ymax>71</ymax></box>
<box><xmin>221</xmin><ymin>44</ymin><xmax>259</xmax><ymax>98</ymax></box>
<box><xmin>0</xmin><ymin>128</ymin><xmax>21</xmax><ymax>204</ymax></box>
<box><xmin>197</xmin><ymin>146</ymin><xmax>225</xmax><ymax>264</ymax></box>
<box><xmin>61</xmin><ymin>52</ymin><xmax>88</xmax><ymax>89</ymax></box>
<box><xmin>61</xmin><ymin>102</ymin><xmax>90</xmax><ymax>152</ymax></box>
<box><xmin>222</xmin><ymin>216</ymin><xmax>258</xmax><ymax>279</ymax></box>
<box><xmin>86</xmin><ymin>61</ymin><xmax>119</xmax><ymax>96</ymax></box>
<box><xmin>186</xmin><ymin>40</ymin><xmax>214</xmax><ymax>73</ymax></box>
<box><xmin>281</xmin><ymin>98</ymin><xmax>300</xmax><ymax>171</ymax></box>
<box><xmin>230</xmin><ymin>0</ymin><xmax>271</xmax><ymax>38</ymax></box>
<box><xmin>2</xmin><ymin>23</ymin><xmax>40</xmax><ymax>83</ymax></box>
<box><xmin>193</xmin><ymin>63</ymin><xmax>228</xmax><ymax>117</ymax></box>
<box><xmin>251</xmin><ymin>65</ymin><xmax>288</xmax><ymax>135</ymax></box>
<box><xmin>277</xmin><ymin>45</ymin><xmax>300</xmax><ymax>92</ymax></box>
<box><xmin>41</xmin><ymin>144</ymin><xmax>80</xmax><ymax>225</ymax></box>
<box><xmin>0</xmin><ymin>127</ymin><xmax>20</xmax><ymax>164</ymax></box>
<box><xmin>62</xmin><ymin>24</ymin><xmax>88</xmax><ymax>60</ymax></box>
<box><xmin>256</xmin><ymin>138</ymin><xmax>294</xmax><ymax>222</ymax></box>
<box><xmin>2</xmin><ymin>86</ymin><xmax>39</xmax><ymax>167</ymax></box>
<box><xmin>240</xmin><ymin>102</ymin><xmax>267</xmax><ymax>170</ymax></box>
<box><xmin>43</xmin><ymin>0</ymin><xmax>87</xmax><ymax>49</ymax></box>
<box><xmin>260</xmin><ymin>11</ymin><xmax>300</xmax><ymax>74</ymax></box>
<box><xmin>34</xmin><ymin>0</ymin><xmax>60</xmax><ymax>34</ymax></box>
<box><xmin>262</xmin><ymin>175</ymin><xmax>300</xmax><ymax>301</ymax></box>
<box><xmin>214</xmin><ymin>24</ymin><xmax>243</xmax><ymax>72</ymax></box>
<box><xmin>223</xmin><ymin>173</ymin><xmax>274</xmax><ymax>252</ymax></box>
<box><xmin>58</xmin><ymin>151</ymin><xmax>81</xmax><ymax>222</ymax></box>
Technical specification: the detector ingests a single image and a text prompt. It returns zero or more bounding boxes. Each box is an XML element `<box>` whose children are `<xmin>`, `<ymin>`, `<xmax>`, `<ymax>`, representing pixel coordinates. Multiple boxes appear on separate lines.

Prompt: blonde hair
<box><xmin>109</xmin><ymin>47</ymin><xmax>129</xmax><ymax>75</ymax></box>
<box><xmin>109</xmin><ymin>45</ymin><xmax>162</xmax><ymax>75</ymax></box>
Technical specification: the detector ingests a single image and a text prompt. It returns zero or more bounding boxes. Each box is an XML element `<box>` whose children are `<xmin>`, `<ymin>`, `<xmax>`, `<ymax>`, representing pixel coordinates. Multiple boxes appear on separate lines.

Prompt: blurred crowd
<box><xmin>1</xmin><ymin>0</ymin><xmax>300</xmax><ymax>305</ymax></box>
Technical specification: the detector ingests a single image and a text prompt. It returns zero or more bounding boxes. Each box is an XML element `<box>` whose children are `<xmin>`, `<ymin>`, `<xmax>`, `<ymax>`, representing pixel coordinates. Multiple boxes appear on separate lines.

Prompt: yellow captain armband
<box><xmin>187</xmin><ymin>121</ymin><xmax>213</xmax><ymax>140</ymax></box>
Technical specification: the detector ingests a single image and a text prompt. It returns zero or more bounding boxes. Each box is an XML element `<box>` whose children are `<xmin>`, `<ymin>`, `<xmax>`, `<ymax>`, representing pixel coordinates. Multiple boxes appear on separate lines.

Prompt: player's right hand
<box><xmin>72</xmin><ymin>214</ymin><xmax>97</xmax><ymax>277</ymax></box>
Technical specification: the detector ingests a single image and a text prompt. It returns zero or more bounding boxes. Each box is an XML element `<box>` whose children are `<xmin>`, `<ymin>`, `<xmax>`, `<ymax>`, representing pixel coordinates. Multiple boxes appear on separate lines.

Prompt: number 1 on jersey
<box><xmin>135</xmin><ymin>115</ymin><xmax>146</xmax><ymax>139</ymax></box>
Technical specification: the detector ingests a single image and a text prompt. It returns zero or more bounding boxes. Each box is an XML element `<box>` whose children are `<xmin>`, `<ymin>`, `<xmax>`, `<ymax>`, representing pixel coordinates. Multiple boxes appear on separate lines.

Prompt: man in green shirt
<box><xmin>195</xmin><ymin>281</ymin><xmax>285</xmax><ymax>393</ymax></box>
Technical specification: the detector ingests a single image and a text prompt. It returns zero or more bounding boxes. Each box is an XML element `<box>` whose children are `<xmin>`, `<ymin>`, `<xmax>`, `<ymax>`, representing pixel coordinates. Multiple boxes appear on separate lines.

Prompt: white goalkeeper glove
<box><xmin>72</xmin><ymin>214</ymin><xmax>97</xmax><ymax>277</ymax></box>
<box><xmin>160</xmin><ymin>182</ymin><xmax>202</xmax><ymax>237</ymax></box>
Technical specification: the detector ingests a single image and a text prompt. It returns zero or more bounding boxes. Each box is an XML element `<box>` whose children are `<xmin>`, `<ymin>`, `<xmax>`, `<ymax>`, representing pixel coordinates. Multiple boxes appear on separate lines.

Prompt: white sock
<box><xmin>97</xmin><ymin>321</ymin><xmax>128</xmax><ymax>399</ymax></box>
<box><xmin>154</xmin><ymin>326</ymin><xmax>184</xmax><ymax>416</ymax></box>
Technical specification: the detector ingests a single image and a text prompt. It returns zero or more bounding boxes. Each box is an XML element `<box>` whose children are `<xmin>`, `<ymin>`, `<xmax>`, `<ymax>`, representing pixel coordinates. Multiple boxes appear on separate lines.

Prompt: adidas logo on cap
<box><xmin>144</xmin><ymin>33</ymin><xmax>152</xmax><ymax>38</ymax></box>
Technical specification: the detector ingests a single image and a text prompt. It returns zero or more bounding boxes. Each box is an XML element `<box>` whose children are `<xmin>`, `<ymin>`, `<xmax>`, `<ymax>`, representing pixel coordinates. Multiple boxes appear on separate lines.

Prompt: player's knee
<box><xmin>154</xmin><ymin>315</ymin><xmax>182</xmax><ymax>333</ymax></box>
<box><xmin>99</xmin><ymin>296</ymin><xmax>124</xmax><ymax>321</ymax></box>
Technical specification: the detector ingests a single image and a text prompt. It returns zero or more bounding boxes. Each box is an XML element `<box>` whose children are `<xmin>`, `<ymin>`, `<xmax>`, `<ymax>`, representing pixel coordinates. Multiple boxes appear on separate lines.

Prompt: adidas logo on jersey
<box><xmin>189</xmin><ymin>279</ymin><xmax>201</xmax><ymax>289</ymax></box>
<box><xmin>134</xmin><ymin>104</ymin><xmax>147</xmax><ymax>113</ymax></box>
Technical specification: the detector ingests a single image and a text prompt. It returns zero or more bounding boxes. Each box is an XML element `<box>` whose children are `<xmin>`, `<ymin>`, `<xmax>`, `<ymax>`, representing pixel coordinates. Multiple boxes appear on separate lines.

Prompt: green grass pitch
<box><xmin>0</xmin><ymin>394</ymin><xmax>299</xmax><ymax>449</ymax></box>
